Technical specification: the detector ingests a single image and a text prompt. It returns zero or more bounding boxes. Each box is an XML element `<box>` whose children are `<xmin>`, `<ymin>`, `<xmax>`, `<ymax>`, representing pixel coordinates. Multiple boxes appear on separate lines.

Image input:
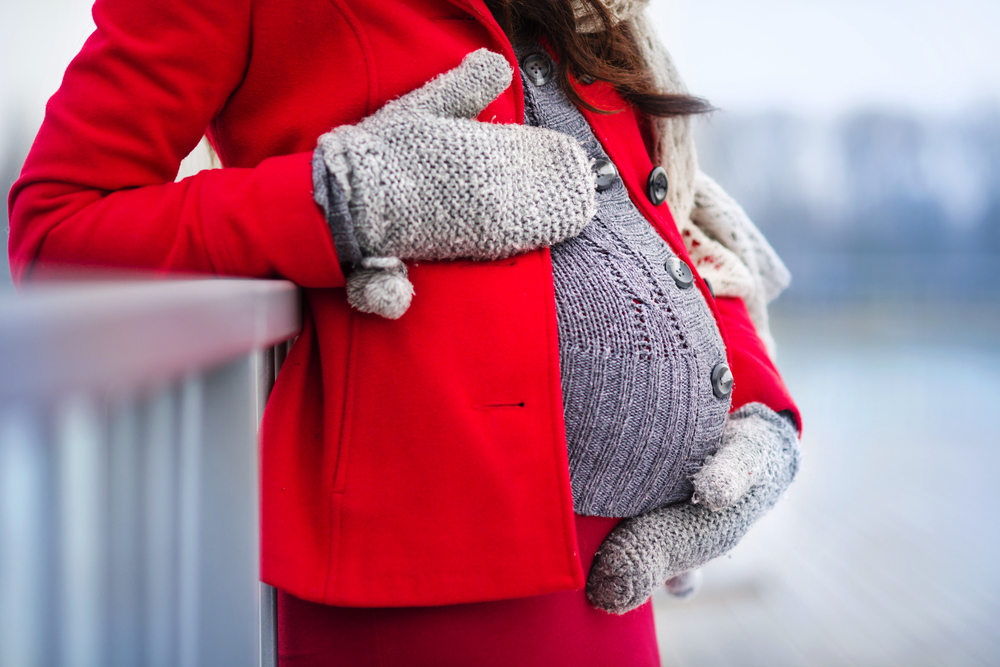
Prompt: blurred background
<box><xmin>647</xmin><ymin>1</ymin><xmax>1000</xmax><ymax>665</ymax></box>
<box><xmin>2</xmin><ymin>0</ymin><xmax>999</xmax><ymax>665</ymax></box>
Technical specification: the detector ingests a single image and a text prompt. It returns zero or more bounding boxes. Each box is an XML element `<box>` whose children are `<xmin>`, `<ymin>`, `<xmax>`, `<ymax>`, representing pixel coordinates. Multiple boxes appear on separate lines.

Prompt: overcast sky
<box><xmin>2</xmin><ymin>0</ymin><xmax>1000</xmax><ymax>146</ymax></box>
<box><xmin>652</xmin><ymin>0</ymin><xmax>1000</xmax><ymax>116</ymax></box>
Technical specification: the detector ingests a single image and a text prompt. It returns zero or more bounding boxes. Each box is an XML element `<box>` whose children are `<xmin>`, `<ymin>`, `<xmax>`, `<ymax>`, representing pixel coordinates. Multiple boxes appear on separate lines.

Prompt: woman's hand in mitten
<box><xmin>586</xmin><ymin>403</ymin><xmax>801</xmax><ymax>615</ymax></box>
<box><xmin>313</xmin><ymin>48</ymin><xmax>596</xmax><ymax>319</ymax></box>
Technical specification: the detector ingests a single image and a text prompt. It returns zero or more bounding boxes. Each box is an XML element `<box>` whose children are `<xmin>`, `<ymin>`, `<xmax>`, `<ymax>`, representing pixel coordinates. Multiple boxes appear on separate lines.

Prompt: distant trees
<box><xmin>695</xmin><ymin>106</ymin><xmax>1000</xmax><ymax>300</ymax></box>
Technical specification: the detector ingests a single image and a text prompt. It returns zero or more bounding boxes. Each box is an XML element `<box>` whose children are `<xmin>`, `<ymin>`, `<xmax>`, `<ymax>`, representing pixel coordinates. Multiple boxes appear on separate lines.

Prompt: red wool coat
<box><xmin>8</xmin><ymin>0</ymin><xmax>799</xmax><ymax>607</ymax></box>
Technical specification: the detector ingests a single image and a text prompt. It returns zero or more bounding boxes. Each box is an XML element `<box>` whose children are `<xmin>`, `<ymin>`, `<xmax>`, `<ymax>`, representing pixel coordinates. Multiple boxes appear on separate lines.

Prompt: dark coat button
<box><xmin>704</xmin><ymin>278</ymin><xmax>715</xmax><ymax>298</ymax></box>
<box><xmin>647</xmin><ymin>166</ymin><xmax>668</xmax><ymax>205</ymax></box>
<box><xmin>711</xmin><ymin>363</ymin><xmax>734</xmax><ymax>398</ymax></box>
<box><xmin>593</xmin><ymin>158</ymin><xmax>618</xmax><ymax>192</ymax></box>
<box><xmin>578</xmin><ymin>73</ymin><xmax>596</xmax><ymax>85</ymax></box>
<box><xmin>665</xmin><ymin>256</ymin><xmax>694</xmax><ymax>289</ymax></box>
<box><xmin>520</xmin><ymin>54</ymin><xmax>553</xmax><ymax>86</ymax></box>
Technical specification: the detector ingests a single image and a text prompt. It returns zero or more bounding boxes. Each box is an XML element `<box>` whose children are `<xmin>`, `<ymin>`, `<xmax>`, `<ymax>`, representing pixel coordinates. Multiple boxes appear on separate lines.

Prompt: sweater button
<box><xmin>704</xmin><ymin>278</ymin><xmax>715</xmax><ymax>298</ymax></box>
<box><xmin>520</xmin><ymin>53</ymin><xmax>553</xmax><ymax>86</ymax></box>
<box><xmin>593</xmin><ymin>158</ymin><xmax>618</xmax><ymax>192</ymax></box>
<box><xmin>665</xmin><ymin>256</ymin><xmax>694</xmax><ymax>289</ymax></box>
<box><xmin>647</xmin><ymin>166</ymin><xmax>668</xmax><ymax>205</ymax></box>
<box><xmin>711</xmin><ymin>363</ymin><xmax>734</xmax><ymax>399</ymax></box>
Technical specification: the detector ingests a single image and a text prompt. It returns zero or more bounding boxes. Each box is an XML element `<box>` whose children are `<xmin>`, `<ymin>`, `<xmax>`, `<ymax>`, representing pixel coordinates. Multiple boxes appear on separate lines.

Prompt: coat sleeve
<box><xmin>715</xmin><ymin>295</ymin><xmax>801</xmax><ymax>432</ymax></box>
<box><xmin>7</xmin><ymin>0</ymin><xmax>344</xmax><ymax>287</ymax></box>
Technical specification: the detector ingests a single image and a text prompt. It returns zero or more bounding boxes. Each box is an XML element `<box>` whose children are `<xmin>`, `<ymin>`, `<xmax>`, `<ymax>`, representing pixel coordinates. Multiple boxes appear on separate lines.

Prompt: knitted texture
<box><xmin>573</xmin><ymin>0</ymin><xmax>649</xmax><ymax>33</ymax></box>
<box><xmin>688</xmin><ymin>172</ymin><xmax>791</xmax><ymax>354</ymax></box>
<box><xmin>517</xmin><ymin>44</ymin><xmax>730</xmax><ymax>517</ymax></box>
<box><xmin>691</xmin><ymin>392</ymin><xmax>789</xmax><ymax>511</ymax></box>
<box><xmin>625</xmin><ymin>13</ymin><xmax>791</xmax><ymax>356</ymax></box>
<box><xmin>312</xmin><ymin>154</ymin><xmax>362</xmax><ymax>267</ymax></box>
<box><xmin>345</xmin><ymin>257</ymin><xmax>415</xmax><ymax>320</ymax></box>
<box><xmin>586</xmin><ymin>403</ymin><xmax>801</xmax><ymax>614</ymax></box>
<box><xmin>314</xmin><ymin>48</ymin><xmax>596</xmax><ymax>262</ymax></box>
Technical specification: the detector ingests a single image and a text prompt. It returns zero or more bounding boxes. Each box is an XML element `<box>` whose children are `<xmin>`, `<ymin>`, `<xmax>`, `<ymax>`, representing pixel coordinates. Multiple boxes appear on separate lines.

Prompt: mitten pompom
<box><xmin>345</xmin><ymin>257</ymin><xmax>415</xmax><ymax>320</ymax></box>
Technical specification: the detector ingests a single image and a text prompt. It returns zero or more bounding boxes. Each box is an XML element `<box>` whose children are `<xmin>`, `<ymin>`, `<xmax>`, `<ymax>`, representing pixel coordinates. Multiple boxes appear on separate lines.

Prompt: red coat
<box><xmin>8</xmin><ymin>0</ymin><xmax>799</xmax><ymax>607</ymax></box>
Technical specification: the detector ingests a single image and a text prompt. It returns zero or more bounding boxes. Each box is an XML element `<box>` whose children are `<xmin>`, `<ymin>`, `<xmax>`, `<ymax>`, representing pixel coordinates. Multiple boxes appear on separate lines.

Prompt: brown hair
<box><xmin>484</xmin><ymin>0</ymin><xmax>713</xmax><ymax>118</ymax></box>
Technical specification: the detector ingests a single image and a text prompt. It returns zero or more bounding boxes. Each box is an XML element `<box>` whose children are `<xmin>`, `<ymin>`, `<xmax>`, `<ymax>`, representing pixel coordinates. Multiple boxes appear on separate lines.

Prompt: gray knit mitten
<box><xmin>586</xmin><ymin>403</ymin><xmax>801</xmax><ymax>614</ymax></box>
<box><xmin>313</xmin><ymin>48</ymin><xmax>597</xmax><ymax>318</ymax></box>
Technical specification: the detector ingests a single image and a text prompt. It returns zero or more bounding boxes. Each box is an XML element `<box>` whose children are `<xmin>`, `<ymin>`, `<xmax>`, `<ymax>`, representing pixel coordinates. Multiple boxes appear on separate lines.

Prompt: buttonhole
<box><xmin>474</xmin><ymin>401</ymin><xmax>526</xmax><ymax>409</ymax></box>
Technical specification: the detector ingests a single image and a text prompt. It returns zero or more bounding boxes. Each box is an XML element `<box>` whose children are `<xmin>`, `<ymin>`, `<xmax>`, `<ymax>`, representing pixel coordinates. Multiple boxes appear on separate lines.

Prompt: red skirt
<box><xmin>278</xmin><ymin>515</ymin><xmax>660</xmax><ymax>667</ymax></box>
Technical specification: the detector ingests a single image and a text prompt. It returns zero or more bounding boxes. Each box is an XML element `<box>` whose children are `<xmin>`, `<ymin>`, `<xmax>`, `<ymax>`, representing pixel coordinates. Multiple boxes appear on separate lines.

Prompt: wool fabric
<box><xmin>625</xmin><ymin>12</ymin><xmax>791</xmax><ymax>355</ymax></box>
<box><xmin>276</xmin><ymin>515</ymin><xmax>660</xmax><ymax>667</ymax></box>
<box><xmin>312</xmin><ymin>154</ymin><xmax>362</xmax><ymax>268</ymax></box>
<box><xmin>313</xmin><ymin>49</ymin><xmax>597</xmax><ymax>318</ymax></box>
<box><xmin>572</xmin><ymin>0</ymin><xmax>649</xmax><ymax>33</ymax></box>
<box><xmin>516</xmin><ymin>44</ymin><xmax>730</xmax><ymax>517</ymax></box>
<box><xmin>586</xmin><ymin>402</ymin><xmax>801</xmax><ymax>614</ymax></box>
<box><xmin>312</xmin><ymin>48</ymin><xmax>596</xmax><ymax>286</ymax></box>
<box><xmin>563</xmin><ymin>1</ymin><xmax>797</xmax><ymax>355</ymax></box>
<box><xmin>8</xmin><ymin>0</ymin><xmax>802</xmax><ymax>608</ymax></box>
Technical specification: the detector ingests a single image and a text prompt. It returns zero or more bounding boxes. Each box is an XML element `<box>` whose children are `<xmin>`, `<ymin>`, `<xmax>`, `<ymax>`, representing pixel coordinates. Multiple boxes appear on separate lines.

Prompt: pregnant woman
<box><xmin>8</xmin><ymin>0</ymin><xmax>801</xmax><ymax>664</ymax></box>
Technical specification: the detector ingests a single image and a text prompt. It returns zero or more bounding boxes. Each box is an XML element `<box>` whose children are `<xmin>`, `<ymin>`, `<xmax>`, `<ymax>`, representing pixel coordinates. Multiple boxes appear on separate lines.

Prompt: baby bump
<box><xmin>551</xmin><ymin>208</ymin><xmax>731</xmax><ymax>517</ymax></box>
<box><xmin>513</xmin><ymin>38</ymin><xmax>732</xmax><ymax>517</ymax></box>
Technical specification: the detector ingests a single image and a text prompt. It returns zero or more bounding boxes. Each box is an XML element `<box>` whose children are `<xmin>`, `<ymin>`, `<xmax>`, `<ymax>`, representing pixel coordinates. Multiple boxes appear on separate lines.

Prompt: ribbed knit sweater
<box><xmin>516</xmin><ymin>43</ymin><xmax>731</xmax><ymax>517</ymax></box>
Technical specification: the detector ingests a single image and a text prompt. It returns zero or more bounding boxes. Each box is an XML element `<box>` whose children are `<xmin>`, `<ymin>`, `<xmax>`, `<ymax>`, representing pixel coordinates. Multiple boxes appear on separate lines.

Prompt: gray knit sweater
<box><xmin>317</xmin><ymin>46</ymin><xmax>733</xmax><ymax>518</ymax></box>
<box><xmin>515</xmin><ymin>43</ymin><xmax>731</xmax><ymax>517</ymax></box>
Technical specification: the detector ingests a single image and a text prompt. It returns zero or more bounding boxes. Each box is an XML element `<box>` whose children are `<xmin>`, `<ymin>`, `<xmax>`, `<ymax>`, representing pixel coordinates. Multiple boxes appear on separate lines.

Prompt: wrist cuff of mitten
<box><xmin>730</xmin><ymin>402</ymin><xmax>799</xmax><ymax>440</ymax></box>
<box><xmin>312</xmin><ymin>146</ymin><xmax>363</xmax><ymax>269</ymax></box>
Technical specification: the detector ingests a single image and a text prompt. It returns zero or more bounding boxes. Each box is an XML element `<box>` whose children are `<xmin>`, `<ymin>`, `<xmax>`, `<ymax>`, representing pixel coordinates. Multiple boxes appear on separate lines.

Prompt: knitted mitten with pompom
<box><xmin>313</xmin><ymin>48</ymin><xmax>596</xmax><ymax>319</ymax></box>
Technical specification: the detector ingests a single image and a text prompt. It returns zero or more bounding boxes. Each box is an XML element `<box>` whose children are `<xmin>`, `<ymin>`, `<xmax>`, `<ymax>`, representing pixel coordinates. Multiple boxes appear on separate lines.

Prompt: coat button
<box><xmin>593</xmin><ymin>158</ymin><xmax>618</xmax><ymax>192</ymax></box>
<box><xmin>521</xmin><ymin>54</ymin><xmax>553</xmax><ymax>86</ymax></box>
<box><xmin>665</xmin><ymin>256</ymin><xmax>694</xmax><ymax>289</ymax></box>
<box><xmin>711</xmin><ymin>363</ymin><xmax>734</xmax><ymax>399</ymax></box>
<box><xmin>647</xmin><ymin>166</ymin><xmax>668</xmax><ymax>205</ymax></box>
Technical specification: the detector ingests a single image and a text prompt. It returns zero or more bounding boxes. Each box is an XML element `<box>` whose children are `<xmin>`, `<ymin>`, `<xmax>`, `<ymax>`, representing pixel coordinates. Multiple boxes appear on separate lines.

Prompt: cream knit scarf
<box><xmin>576</xmin><ymin>0</ymin><xmax>790</xmax><ymax>355</ymax></box>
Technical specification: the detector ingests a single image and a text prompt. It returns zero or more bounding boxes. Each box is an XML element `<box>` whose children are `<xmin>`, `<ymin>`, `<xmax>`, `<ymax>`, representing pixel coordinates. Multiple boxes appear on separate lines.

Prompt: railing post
<box><xmin>0</xmin><ymin>406</ymin><xmax>47</xmax><ymax>667</ymax></box>
<box><xmin>178</xmin><ymin>375</ymin><xmax>204</xmax><ymax>667</ymax></box>
<box><xmin>256</xmin><ymin>345</ymin><xmax>282</xmax><ymax>667</ymax></box>
<box><xmin>144</xmin><ymin>387</ymin><xmax>179</xmax><ymax>667</ymax></box>
<box><xmin>57</xmin><ymin>397</ymin><xmax>108</xmax><ymax>667</ymax></box>
<box><xmin>108</xmin><ymin>397</ymin><xmax>142</xmax><ymax>667</ymax></box>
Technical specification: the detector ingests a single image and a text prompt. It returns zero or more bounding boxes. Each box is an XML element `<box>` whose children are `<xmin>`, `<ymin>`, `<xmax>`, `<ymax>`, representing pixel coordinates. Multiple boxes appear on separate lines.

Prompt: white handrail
<box><xmin>0</xmin><ymin>278</ymin><xmax>300</xmax><ymax>667</ymax></box>
<box><xmin>0</xmin><ymin>279</ymin><xmax>299</xmax><ymax>399</ymax></box>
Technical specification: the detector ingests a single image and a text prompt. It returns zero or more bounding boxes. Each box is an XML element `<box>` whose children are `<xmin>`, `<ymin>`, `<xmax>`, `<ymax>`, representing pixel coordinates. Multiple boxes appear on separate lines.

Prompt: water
<box><xmin>654</xmin><ymin>300</ymin><xmax>1000</xmax><ymax>667</ymax></box>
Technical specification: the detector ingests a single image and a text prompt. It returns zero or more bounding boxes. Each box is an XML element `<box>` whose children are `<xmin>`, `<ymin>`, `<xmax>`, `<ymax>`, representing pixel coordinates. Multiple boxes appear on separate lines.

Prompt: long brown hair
<box><xmin>484</xmin><ymin>0</ymin><xmax>712</xmax><ymax>118</ymax></box>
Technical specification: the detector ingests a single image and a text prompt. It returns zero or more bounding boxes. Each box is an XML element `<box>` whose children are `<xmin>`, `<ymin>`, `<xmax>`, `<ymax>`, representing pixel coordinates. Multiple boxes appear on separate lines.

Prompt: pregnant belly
<box><xmin>551</xmin><ymin>214</ymin><xmax>731</xmax><ymax>518</ymax></box>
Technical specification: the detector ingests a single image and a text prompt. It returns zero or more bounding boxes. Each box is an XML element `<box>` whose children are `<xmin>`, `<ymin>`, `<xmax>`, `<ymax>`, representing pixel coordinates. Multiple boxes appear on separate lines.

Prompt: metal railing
<box><xmin>0</xmin><ymin>278</ymin><xmax>300</xmax><ymax>667</ymax></box>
